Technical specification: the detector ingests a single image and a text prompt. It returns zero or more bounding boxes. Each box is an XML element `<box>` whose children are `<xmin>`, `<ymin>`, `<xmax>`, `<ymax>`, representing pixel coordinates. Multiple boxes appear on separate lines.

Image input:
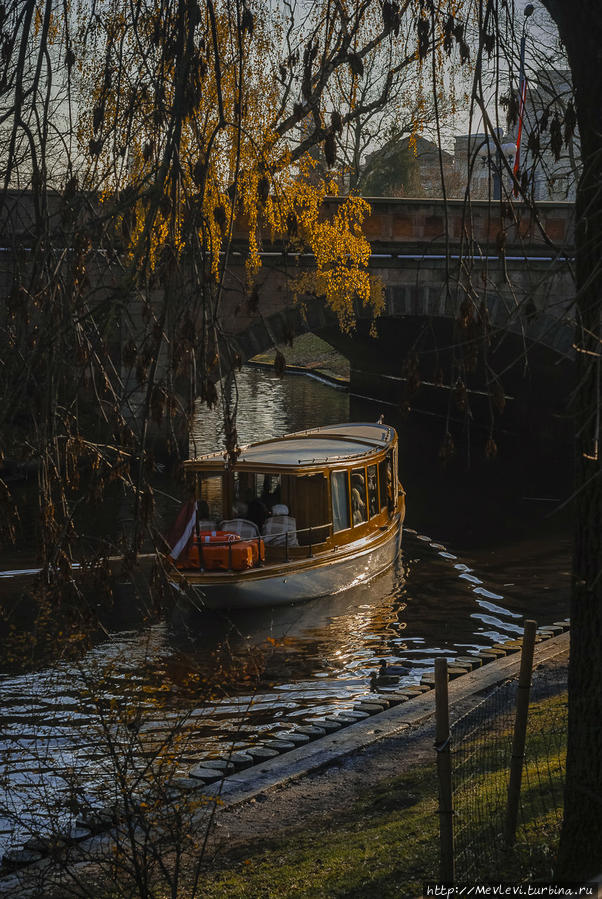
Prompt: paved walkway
<box><xmin>0</xmin><ymin>631</ymin><xmax>570</xmax><ymax>896</ymax></box>
<box><xmin>212</xmin><ymin>631</ymin><xmax>569</xmax><ymax>809</ymax></box>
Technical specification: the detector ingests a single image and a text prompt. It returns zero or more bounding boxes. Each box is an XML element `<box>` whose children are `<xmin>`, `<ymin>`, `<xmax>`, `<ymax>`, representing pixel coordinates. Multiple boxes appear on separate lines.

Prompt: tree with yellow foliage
<box><xmin>0</xmin><ymin>0</ymin><xmax>471</xmax><ymax>567</ymax></box>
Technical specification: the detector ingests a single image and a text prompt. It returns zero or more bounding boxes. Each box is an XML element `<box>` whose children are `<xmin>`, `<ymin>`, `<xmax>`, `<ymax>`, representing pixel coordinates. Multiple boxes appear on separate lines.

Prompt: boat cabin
<box><xmin>181</xmin><ymin>423</ymin><xmax>400</xmax><ymax>565</ymax></box>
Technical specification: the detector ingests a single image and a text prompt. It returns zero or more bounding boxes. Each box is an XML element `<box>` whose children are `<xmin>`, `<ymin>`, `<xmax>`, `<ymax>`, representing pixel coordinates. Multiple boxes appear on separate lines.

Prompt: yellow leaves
<box><xmin>287</xmin><ymin>191</ymin><xmax>380</xmax><ymax>334</ymax></box>
<box><xmin>369</xmin><ymin>276</ymin><xmax>386</xmax><ymax>319</ymax></box>
<box><xmin>34</xmin><ymin>5</ymin><xmax>42</xmax><ymax>39</ymax></box>
<box><xmin>224</xmin><ymin>159</ymin><xmax>380</xmax><ymax>331</ymax></box>
<box><xmin>69</xmin><ymin>0</ymin><xmax>389</xmax><ymax>332</ymax></box>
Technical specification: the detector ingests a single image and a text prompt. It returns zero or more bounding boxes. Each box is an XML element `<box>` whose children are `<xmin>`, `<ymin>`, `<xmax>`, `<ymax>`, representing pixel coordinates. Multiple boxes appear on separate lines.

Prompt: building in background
<box><xmin>519</xmin><ymin>68</ymin><xmax>578</xmax><ymax>201</ymax></box>
<box><xmin>453</xmin><ymin>130</ymin><xmax>517</xmax><ymax>200</ymax></box>
<box><xmin>356</xmin><ymin>68</ymin><xmax>578</xmax><ymax>202</ymax></box>
<box><xmin>452</xmin><ymin>69</ymin><xmax>578</xmax><ymax>202</ymax></box>
<box><xmin>361</xmin><ymin>134</ymin><xmax>456</xmax><ymax>198</ymax></box>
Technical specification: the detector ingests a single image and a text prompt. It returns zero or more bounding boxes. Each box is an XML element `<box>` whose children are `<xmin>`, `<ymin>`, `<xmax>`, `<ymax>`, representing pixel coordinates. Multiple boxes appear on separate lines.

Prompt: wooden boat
<box><xmin>167</xmin><ymin>422</ymin><xmax>405</xmax><ymax>609</ymax></box>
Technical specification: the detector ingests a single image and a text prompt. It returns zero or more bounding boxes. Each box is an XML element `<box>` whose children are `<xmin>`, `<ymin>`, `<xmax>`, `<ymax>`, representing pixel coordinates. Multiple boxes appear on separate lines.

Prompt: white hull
<box><xmin>175</xmin><ymin>519</ymin><xmax>402</xmax><ymax>610</ymax></box>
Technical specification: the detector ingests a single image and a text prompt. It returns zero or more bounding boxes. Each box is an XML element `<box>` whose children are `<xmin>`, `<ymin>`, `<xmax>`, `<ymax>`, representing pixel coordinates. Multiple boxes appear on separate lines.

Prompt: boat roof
<box><xmin>185</xmin><ymin>422</ymin><xmax>396</xmax><ymax>471</ymax></box>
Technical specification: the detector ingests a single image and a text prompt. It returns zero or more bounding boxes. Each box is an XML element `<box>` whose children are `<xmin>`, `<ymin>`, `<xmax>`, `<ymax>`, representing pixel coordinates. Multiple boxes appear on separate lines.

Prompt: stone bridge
<box><xmin>0</xmin><ymin>190</ymin><xmax>575</xmax><ymax>364</ymax></box>
<box><xmin>1</xmin><ymin>191</ymin><xmax>576</xmax><ymax>439</ymax></box>
<box><xmin>223</xmin><ymin>197</ymin><xmax>575</xmax><ymax>370</ymax></box>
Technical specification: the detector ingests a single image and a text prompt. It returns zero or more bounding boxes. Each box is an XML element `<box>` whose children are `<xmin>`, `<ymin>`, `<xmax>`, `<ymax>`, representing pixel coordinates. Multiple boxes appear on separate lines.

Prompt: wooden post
<box><xmin>504</xmin><ymin>618</ymin><xmax>537</xmax><ymax>847</ymax></box>
<box><xmin>435</xmin><ymin>657</ymin><xmax>454</xmax><ymax>883</ymax></box>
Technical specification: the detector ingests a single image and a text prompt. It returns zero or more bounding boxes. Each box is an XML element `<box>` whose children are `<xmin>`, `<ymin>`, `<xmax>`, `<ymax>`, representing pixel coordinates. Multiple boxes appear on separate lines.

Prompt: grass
<box><xmin>453</xmin><ymin>690</ymin><xmax>567</xmax><ymax>883</ymax></box>
<box><xmin>203</xmin><ymin>766</ymin><xmax>439</xmax><ymax>898</ymax></box>
<box><xmin>250</xmin><ymin>332</ymin><xmax>350</xmax><ymax>381</ymax></box>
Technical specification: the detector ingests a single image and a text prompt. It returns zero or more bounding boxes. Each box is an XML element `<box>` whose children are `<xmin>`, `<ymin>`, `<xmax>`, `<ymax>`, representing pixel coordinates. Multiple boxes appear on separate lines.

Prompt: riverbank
<box><xmin>249</xmin><ymin>332</ymin><xmax>350</xmax><ymax>385</ymax></box>
<box><xmin>197</xmin><ymin>634</ymin><xmax>568</xmax><ymax>896</ymax></box>
<box><xmin>0</xmin><ymin>631</ymin><xmax>569</xmax><ymax>897</ymax></box>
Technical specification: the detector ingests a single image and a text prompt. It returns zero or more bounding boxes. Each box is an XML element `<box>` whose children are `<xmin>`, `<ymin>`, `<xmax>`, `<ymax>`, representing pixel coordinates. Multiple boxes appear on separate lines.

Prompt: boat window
<box><xmin>197</xmin><ymin>473</ymin><xmax>224</xmax><ymax>521</ymax></box>
<box><xmin>331</xmin><ymin>470</ymin><xmax>350</xmax><ymax>533</ymax></box>
<box><xmin>258</xmin><ymin>473</ymin><xmax>282</xmax><ymax>509</ymax></box>
<box><xmin>379</xmin><ymin>453</ymin><xmax>394</xmax><ymax>513</ymax></box>
<box><xmin>233</xmin><ymin>471</ymin><xmax>282</xmax><ymax>529</ymax></box>
<box><xmin>291</xmin><ymin>474</ymin><xmax>329</xmax><ymax>544</ymax></box>
<box><xmin>351</xmin><ymin>468</ymin><xmax>367</xmax><ymax>526</ymax></box>
<box><xmin>379</xmin><ymin>458</ymin><xmax>388</xmax><ymax>510</ymax></box>
<box><xmin>367</xmin><ymin>464</ymin><xmax>378</xmax><ymax>518</ymax></box>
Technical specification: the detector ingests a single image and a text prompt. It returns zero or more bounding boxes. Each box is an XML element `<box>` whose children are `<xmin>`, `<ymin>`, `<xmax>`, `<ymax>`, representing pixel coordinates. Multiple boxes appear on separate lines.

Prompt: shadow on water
<box><xmin>0</xmin><ymin>366</ymin><xmax>572</xmax><ymax>852</ymax></box>
<box><xmin>2</xmin><ymin>366</ymin><xmax>572</xmax><ymax>724</ymax></box>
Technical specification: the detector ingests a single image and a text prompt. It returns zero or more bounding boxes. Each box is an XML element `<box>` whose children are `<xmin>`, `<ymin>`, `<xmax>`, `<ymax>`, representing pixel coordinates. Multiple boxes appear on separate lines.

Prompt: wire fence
<box><xmin>450</xmin><ymin>661</ymin><xmax>568</xmax><ymax>880</ymax></box>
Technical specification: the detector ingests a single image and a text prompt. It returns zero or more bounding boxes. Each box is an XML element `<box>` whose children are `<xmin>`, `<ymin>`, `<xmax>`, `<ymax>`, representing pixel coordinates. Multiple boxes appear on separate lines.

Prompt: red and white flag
<box><xmin>166</xmin><ymin>500</ymin><xmax>197</xmax><ymax>560</ymax></box>
<box><xmin>513</xmin><ymin>33</ymin><xmax>528</xmax><ymax>197</ymax></box>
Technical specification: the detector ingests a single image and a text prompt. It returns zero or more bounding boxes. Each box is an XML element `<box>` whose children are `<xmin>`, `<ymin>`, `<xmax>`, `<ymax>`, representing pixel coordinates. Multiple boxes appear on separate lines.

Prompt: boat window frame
<box><xmin>378</xmin><ymin>457</ymin><xmax>388</xmax><ymax>511</ymax></box>
<box><xmin>330</xmin><ymin>468</ymin><xmax>351</xmax><ymax>534</ymax></box>
<box><xmin>379</xmin><ymin>450</ymin><xmax>396</xmax><ymax>513</ymax></box>
<box><xmin>367</xmin><ymin>463</ymin><xmax>379</xmax><ymax>519</ymax></box>
<box><xmin>350</xmin><ymin>466</ymin><xmax>368</xmax><ymax>527</ymax></box>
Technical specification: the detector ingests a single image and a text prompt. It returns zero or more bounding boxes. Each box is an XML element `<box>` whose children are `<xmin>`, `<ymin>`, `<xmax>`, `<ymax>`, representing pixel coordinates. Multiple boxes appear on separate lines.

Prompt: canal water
<box><xmin>0</xmin><ymin>366</ymin><xmax>572</xmax><ymax>853</ymax></box>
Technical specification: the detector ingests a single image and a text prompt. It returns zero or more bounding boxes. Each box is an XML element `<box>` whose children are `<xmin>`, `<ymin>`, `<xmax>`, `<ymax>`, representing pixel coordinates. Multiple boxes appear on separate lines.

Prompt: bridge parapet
<box><xmin>230</xmin><ymin>197</ymin><xmax>575</xmax><ymax>257</ymax></box>
<box><xmin>1</xmin><ymin>189</ymin><xmax>575</xmax><ymax>257</ymax></box>
<box><xmin>323</xmin><ymin>197</ymin><xmax>574</xmax><ymax>254</ymax></box>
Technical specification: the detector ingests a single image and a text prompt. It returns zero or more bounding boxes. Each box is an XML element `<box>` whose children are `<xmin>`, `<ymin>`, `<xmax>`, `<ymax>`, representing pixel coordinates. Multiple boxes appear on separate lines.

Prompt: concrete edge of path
<box><xmin>0</xmin><ymin>630</ymin><xmax>570</xmax><ymax>895</ymax></box>
<box><xmin>212</xmin><ymin>630</ymin><xmax>570</xmax><ymax>810</ymax></box>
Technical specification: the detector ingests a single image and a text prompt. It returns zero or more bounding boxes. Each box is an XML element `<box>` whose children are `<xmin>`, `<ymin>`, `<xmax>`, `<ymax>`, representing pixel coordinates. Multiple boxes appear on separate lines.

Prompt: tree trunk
<box><xmin>541</xmin><ymin>1</ymin><xmax>602</xmax><ymax>879</ymax></box>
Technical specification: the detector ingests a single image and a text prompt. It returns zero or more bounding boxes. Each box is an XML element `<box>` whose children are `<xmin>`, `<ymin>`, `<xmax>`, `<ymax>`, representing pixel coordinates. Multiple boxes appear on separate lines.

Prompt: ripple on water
<box><xmin>475</xmin><ymin>598</ymin><xmax>522</xmax><ymax>620</ymax></box>
<box><xmin>470</xmin><ymin>612</ymin><xmax>524</xmax><ymax>637</ymax></box>
<box><xmin>473</xmin><ymin>586</ymin><xmax>506</xmax><ymax>601</ymax></box>
<box><xmin>0</xmin><ymin>368</ymin><xmax>571</xmax><ymax>857</ymax></box>
<box><xmin>459</xmin><ymin>573</ymin><xmax>484</xmax><ymax>585</ymax></box>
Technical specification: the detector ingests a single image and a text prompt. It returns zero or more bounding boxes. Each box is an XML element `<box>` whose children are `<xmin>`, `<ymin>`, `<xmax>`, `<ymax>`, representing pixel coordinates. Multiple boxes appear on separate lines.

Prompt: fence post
<box><xmin>504</xmin><ymin>618</ymin><xmax>537</xmax><ymax>848</ymax></box>
<box><xmin>435</xmin><ymin>657</ymin><xmax>454</xmax><ymax>883</ymax></box>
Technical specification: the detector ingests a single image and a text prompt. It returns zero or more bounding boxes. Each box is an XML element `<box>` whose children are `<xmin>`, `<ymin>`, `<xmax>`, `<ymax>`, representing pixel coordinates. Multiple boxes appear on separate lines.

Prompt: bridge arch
<box><xmin>226</xmin><ymin>259</ymin><xmax>575</xmax><ymax>378</ymax></box>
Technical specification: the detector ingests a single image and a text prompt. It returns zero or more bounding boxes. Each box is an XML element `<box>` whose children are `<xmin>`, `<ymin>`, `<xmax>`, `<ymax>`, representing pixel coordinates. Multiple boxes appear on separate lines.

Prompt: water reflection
<box><xmin>190</xmin><ymin>366</ymin><xmax>349</xmax><ymax>455</ymax></box>
<box><xmin>0</xmin><ymin>366</ymin><xmax>571</xmax><ymax>854</ymax></box>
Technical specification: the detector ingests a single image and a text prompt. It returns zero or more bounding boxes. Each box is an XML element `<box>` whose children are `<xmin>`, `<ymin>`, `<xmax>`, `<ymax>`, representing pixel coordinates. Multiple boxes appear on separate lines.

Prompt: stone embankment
<box><xmin>0</xmin><ymin>621</ymin><xmax>570</xmax><ymax>893</ymax></box>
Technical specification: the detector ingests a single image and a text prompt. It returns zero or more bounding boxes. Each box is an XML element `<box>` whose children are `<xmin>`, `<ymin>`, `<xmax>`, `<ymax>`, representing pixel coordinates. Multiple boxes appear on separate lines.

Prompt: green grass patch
<box><xmin>452</xmin><ymin>691</ymin><xmax>567</xmax><ymax>882</ymax></box>
<box><xmin>203</xmin><ymin>765</ymin><xmax>439</xmax><ymax>898</ymax></box>
<box><xmin>251</xmin><ymin>333</ymin><xmax>350</xmax><ymax>381</ymax></box>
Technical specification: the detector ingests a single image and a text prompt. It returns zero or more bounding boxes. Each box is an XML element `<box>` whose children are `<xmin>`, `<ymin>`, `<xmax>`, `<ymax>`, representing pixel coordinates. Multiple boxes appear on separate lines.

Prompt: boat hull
<box><xmin>173</xmin><ymin>516</ymin><xmax>403</xmax><ymax>610</ymax></box>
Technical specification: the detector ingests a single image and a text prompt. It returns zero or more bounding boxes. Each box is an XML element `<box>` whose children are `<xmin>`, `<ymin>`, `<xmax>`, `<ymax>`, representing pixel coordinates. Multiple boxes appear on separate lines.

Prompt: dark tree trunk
<box><xmin>541</xmin><ymin>1</ymin><xmax>602</xmax><ymax>878</ymax></box>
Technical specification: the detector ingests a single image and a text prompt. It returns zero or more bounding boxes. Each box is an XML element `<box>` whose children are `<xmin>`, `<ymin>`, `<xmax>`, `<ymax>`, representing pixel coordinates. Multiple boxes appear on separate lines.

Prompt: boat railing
<box><xmin>265</xmin><ymin>521</ymin><xmax>333</xmax><ymax>563</ymax></box>
<box><xmin>193</xmin><ymin>522</ymin><xmax>333</xmax><ymax>569</ymax></box>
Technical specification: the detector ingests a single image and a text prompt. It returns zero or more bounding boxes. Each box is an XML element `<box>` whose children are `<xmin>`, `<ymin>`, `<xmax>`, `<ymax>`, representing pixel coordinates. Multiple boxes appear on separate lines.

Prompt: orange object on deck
<box><xmin>173</xmin><ymin>531</ymin><xmax>239</xmax><ymax>569</ymax></box>
<box><xmin>200</xmin><ymin>541</ymin><xmax>254</xmax><ymax>571</ymax></box>
<box><xmin>197</xmin><ymin>530</ymin><xmax>240</xmax><ymax>543</ymax></box>
<box><xmin>173</xmin><ymin>535</ymin><xmax>265</xmax><ymax>571</ymax></box>
<box><xmin>244</xmin><ymin>537</ymin><xmax>265</xmax><ymax>565</ymax></box>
